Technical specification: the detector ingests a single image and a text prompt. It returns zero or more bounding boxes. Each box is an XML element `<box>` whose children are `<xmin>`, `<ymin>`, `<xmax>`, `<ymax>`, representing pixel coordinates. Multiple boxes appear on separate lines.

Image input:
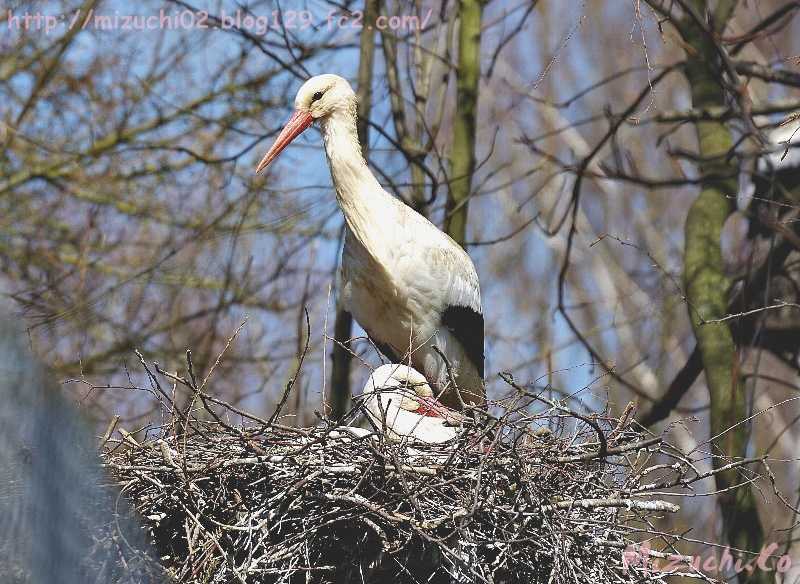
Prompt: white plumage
<box><xmin>740</xmin><ymin>115</ymin><xmax>800</xmax><ymax>211</ymax></box>
<box><xmin>760</xmin><ymin>116</ymin><xmax>800</xmax><ymax>171</ymax></box>
<box><xmin>257</xmin><ymin>74</ymin><xmax>485</xmax><ymax>409</ymax></box>
<box><xmin>360</xmin><ymin>364</ymin><xmax>462</xmax><ymax>444</ymax></box>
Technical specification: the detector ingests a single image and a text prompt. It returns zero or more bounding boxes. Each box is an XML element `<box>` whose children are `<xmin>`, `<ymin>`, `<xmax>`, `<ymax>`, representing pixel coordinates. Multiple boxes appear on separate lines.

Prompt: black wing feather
<box><xmin>441</xmin><ymin>305</ymin><xmax>484</xmax><ymax>378</ymax></box>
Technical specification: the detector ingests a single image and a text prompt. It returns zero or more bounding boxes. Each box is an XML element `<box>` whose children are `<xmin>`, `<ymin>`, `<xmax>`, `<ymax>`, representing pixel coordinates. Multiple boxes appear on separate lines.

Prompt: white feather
<box><xmin>759</xmin><ymin>117</ymin><xmax>800</xmax><ymax>171</ymax></box>
<box><xmin>361</xmin><ymin>364</ymin><xmax>459</xmax><ymax>444</ymax></box>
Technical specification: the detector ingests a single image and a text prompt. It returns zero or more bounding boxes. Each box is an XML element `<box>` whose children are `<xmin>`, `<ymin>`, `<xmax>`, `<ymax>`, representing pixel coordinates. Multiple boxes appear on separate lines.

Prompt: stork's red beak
<box><xmin>415</xmin><ymin>396</ymin><xmax>467</xmax><ymax>425</ymax></box>
<box><xmin>416</xmin><ymin>397</ymin><xmax>450</xmax><ymax>419</ymax></box>
<box><xmin>255</xmin><ymin>110</ymin><xmax>314</xmax><ymax>173</ymax></box>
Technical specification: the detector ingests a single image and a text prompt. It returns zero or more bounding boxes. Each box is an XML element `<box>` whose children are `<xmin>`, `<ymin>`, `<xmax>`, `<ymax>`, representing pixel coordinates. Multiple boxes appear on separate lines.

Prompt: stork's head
<box><xmin>363</xmin><ymin>364</ymin><xmax>463</xmax><ymax>421</ymax></box>
<box><xmin>365</xmin><ymin>364</ymin><xmax>435</xmax><ymax>413</ymax></box>
<box><xmin>362</xmin><ymin>365</ymin><xmax>463</xmax><ymax>444</ymax></box>
<box><xmin>255</xmin><ymin>74</ymin><xmax>355</xmax><ymax>173</ymax></box>
<box><xmin>295</xmin><ymin>74</ymin><xmax>355</xmax><ymax>119</ymax></box>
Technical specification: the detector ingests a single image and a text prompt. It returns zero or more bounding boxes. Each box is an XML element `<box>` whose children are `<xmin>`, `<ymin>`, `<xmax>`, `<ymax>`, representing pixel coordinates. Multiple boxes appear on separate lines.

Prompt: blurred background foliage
<box><xmin>2</xmin><ymin>1</ymin><xmax>800</xmax><ymax>577</ymax></box>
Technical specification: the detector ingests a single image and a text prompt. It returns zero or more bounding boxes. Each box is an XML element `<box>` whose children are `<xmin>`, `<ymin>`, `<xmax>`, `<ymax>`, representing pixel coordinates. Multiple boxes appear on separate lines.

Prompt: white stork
<box><xmin>360</xmin><ymin>364</ymin><xmax>463</xmax><ymax>444</ymax></box>
<box><xmin>738</xmin><ymin>115</ymin><xmax>800</xmax><ymax>239</ymax></box>
<box><xmin>256</xmin><ymin>74</ymin><xmax>484</xmax><ymax>409</ymax></box>
<box><xmin>760</xmin><ymin>116</ymin><xmax>800</xmax><ymax>171</ymax></box>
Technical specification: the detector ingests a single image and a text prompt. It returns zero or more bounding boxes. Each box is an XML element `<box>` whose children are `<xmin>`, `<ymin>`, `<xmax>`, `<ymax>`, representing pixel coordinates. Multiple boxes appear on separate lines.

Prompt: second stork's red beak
<box><xmin>416</xmin><ymin>396</ymin><xmax>464</xmax><ymax>423</ymax></box>
<box><xmin>255</xmin><ymin>110</ymin><xmax>314</xmax><ymax>173</ymax></box>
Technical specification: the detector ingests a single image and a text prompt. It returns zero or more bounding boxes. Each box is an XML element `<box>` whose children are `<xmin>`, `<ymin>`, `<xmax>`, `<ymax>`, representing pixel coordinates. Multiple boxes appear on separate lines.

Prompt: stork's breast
<box><xmin>342</xmin><ymin>236</ymin><xmax>438</xmax><ymax>352</ymax></box>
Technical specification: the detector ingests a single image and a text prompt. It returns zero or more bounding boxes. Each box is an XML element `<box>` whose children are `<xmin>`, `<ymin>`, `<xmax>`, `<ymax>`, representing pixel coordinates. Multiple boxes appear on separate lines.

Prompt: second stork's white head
<box><xmin>255</xmin><ymin>74</ymin><xmax>355</xmax><ymax>173</ymax></box>
<box><xmin>362</xmin><ymin>364</ymin><xmax>462</xmax><ymax>444</ymax></box>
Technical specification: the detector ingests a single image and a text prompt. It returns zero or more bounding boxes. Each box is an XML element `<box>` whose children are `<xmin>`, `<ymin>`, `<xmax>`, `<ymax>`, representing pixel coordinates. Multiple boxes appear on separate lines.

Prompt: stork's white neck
<box><xmin>320</xmin><ymin>105</ymin><xmax>392</xmax><ymax>241</ymax></box>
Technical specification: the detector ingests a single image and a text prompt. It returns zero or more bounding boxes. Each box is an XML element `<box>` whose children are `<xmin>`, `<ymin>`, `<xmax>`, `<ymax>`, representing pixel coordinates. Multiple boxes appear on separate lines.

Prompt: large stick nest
<box><xmin>102</xmin><ymin>358</ymin><xmax>707</xmax><ymax>584</ymax></box>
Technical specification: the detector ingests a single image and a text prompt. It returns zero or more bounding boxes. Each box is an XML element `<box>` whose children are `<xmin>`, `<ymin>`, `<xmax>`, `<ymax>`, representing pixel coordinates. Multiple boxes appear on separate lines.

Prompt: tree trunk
<box><xmin>444</xmin><ymin>0</ymin><xmax>483</xmax><ymax>246</ymax></box>
<box><xmin>328</xmin><ymin>0</ymin><xmax>378</xmax><ymax>421</ymax></box>
<box><xmin>679</xmin><ymin>0</ymin><xmax>766</xmax><ymax>575</ymax></box>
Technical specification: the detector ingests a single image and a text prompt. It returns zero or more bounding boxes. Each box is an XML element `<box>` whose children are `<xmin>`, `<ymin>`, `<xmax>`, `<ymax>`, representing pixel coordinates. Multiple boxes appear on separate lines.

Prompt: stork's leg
<box><xmin>365</xmin><ymin>332</ymin><xmax>401</xmax><ymax>364</ymax></box>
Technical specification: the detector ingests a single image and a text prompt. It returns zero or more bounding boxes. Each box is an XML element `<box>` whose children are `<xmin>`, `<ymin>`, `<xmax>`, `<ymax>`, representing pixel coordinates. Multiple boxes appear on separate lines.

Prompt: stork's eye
<box><xmin>311</xmin><ymin>91</ymin><xmax>324</xmax><ymax>102</ymax></box>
